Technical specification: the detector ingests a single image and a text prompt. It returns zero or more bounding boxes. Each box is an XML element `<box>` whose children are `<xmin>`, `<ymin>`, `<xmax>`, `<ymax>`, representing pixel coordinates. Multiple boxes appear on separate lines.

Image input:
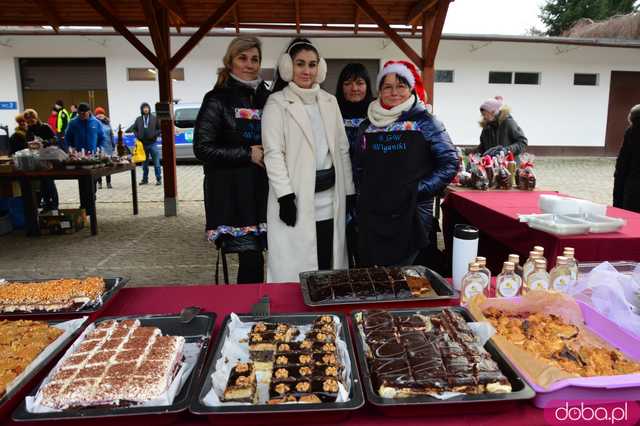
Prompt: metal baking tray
<box><xmin>12</xmin><ymin>311</ymin><xmax>216</xmax><ymax>422</ymax></box>
<box><xmin>351</xmin><ymin>307</ymin><xmax>535</xmax><ymax>416</ymax></box>
<box><xmin>0</xmin><ymin>317</ymin><xmax>89</xmax><ymax>420</ymax></box>
<box><xmin>578</xmin><ymin>260</ymin><xmax>639</xmax><ymax>276</ymax></box>
<box><xmin>0</xmin><ymin>277</ymin><xmax>129</xmax><ymax>319</ymax></box>
<box><xmin>190</xmin><ymin>313</ymin><xmax>364</xmax><ymax>422</ymax></box>
<box><xmin>300</xmin><ymin>266</ymin><xmax>459</xmax><ymax>307</ymax></box>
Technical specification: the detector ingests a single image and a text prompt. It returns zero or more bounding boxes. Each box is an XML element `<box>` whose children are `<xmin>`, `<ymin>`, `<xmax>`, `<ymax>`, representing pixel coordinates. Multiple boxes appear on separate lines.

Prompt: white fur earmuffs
<box><xmin>277</xmin><ymin>41</ymin><xmax>327</xmax><ymax>84</ymax></box>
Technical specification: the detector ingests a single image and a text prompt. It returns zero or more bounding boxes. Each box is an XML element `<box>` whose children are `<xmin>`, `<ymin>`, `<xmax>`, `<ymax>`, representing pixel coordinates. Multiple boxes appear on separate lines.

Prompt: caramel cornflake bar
<box><xmin>0</xmin><ymin>277</ymin><xmax>106</xmax><ymax>313</ymax></box>
<box><xmin>248</xmin><ymin>322</ymin><xmax>300</xmax><ymax>365</ymax></box>
<box><xmin>484</xmin><ymin>308</ymin><xmax>640</xmax><ymax>378</ymax></box>
<box><xmin>0</xmin><ymin>320</ymin><xmax>63</xmax><ymax>398</ymax></box>
<box><xmin>38</xmin><ymin>319</ymin><xmax>184</xmax><ymax>409</ymax></box>
<box><xmin>222</xmin><ymin>362</ymin><xmax>257</xmax><ymax>403</ymax></box>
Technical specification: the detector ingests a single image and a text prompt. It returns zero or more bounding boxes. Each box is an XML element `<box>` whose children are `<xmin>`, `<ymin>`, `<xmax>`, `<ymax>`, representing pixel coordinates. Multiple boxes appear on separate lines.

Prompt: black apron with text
<box><xmin>358</xmin><ymin>121</ymin><xmax>430</xmax><ymax>266</ymax></box>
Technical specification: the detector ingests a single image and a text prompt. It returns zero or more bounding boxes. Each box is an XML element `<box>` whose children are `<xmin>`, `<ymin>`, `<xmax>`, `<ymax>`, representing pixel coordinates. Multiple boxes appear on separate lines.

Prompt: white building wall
<box><xmin>1</xmin><ymin>34</ymin><xmax>639</xmax><ymax>148</ymax></box>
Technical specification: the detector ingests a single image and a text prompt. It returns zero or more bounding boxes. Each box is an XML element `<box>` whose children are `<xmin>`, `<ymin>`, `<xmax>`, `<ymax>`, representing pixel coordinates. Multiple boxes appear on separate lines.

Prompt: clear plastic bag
<box><xmin>39</xmin><ymin>146</ymin><xmax>69</xmax><ymax>162</ymax></box>
<box><xmin>569</xmin><ymin>262</ymin><xmax>640</xmax><ymax>337</ymax></box>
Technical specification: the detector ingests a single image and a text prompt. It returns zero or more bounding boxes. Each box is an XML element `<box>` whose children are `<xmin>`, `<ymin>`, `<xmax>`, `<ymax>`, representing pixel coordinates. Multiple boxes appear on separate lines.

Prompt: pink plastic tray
<box><xmin>513</xmin><ymin>300</ymin><xmax>640</xmax><ymax>408</ymax></box>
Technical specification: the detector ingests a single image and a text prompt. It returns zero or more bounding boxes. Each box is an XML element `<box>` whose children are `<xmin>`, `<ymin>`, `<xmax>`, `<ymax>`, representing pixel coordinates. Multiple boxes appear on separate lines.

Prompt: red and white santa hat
<box><xmin>376</xmin><ymin>60</ymin><xmax>427</xmax><ymax>103</ymax></box>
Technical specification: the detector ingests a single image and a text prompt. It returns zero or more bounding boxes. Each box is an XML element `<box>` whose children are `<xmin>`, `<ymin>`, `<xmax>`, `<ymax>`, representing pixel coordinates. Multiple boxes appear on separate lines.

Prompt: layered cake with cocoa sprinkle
<box><xmin>39</xmin><ymin>319</ymin><xmax>184</xmax><ymax>409</ymax></box>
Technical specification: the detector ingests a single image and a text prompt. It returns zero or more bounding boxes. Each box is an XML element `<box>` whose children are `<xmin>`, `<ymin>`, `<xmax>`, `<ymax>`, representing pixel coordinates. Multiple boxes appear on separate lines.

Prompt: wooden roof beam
<box><xmin>408</xmin><ymin>0</ymin><xmax>438</xmax><ymax>26</ymax></box>
<box><xmin>423</xmin><ymin>0</ymin><xmax>450</xmax><ymax>67</ymax></box>
<box><xmin>168</xmin><ymin>0</ymin><xmax>238</xmax><ymax>69</ymax></box>
<box><xmin>35</xmin><ymin>0</ymin><xmax>61</xmax><ymax>33</ymax></box>
<box><xmin>353</xmin><ymin>0</ymin><xmax>422</xmax><ymax>67</ymax></box>
<box><xmin>354</xmin><ymin>5</ymin><xmax>360</xmax><ymax>35</ymax></box>
<box><xmin>141</xmin><ymin>0</ymin><xmax>168</xmax><ymax>63</ymax></box>
<box><xmin>234</xmin><ymin>4</ymin><xmax>240</xmax><ymax>34</ymax></box>
<box><xmin>85</xmin><ymin>0</ymin><xmax>159</xmax><ymax>67</ymax></box>
<box><xmin>295</xmin><ymin>0</ymin><xmax>301</xmax><ymax>34</ymax></box>
<box><xmin>156</xmin><ymin>0</ymin><xmax>187</xmax><ymax>25</ymax></box>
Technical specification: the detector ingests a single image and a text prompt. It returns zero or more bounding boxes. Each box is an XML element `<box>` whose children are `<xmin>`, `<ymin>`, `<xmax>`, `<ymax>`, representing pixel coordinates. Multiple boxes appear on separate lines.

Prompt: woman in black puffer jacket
<box><xmin>193</xmin><ymin>36</ymin><xmax>270</xmax><ymax>283</ymax></box>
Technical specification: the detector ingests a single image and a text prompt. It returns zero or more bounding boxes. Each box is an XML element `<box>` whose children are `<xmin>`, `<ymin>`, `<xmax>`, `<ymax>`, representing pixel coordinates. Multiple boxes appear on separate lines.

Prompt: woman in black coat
<box><xmin>336</xmin><ymin>63</ymin><xmax>373</xmax><ymax>268</ymax></box>
<box><xmin>193</xmin><ymin>36</ymin><xmax>269</xmax><ymax>283</ymax></box>
<box><xmin>613</xmin><ymin>104</ymin><xmax>640</xmax><ymax>212</ymax></box>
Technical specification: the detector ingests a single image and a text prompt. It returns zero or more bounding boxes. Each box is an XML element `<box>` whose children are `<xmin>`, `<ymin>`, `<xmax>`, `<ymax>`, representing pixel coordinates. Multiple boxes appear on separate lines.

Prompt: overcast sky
<box><xmin>443</xmin><ymin>0</ymin><xmax>547</xmax><ymax>35</ymax></box>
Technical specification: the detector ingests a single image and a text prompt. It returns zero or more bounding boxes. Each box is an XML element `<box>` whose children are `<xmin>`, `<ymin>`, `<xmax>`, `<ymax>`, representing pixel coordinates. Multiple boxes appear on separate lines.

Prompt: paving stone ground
<box><xmin>0</xmin><ymin>157</ymin><xmax>617</xmax><ymax>286</ymax></box>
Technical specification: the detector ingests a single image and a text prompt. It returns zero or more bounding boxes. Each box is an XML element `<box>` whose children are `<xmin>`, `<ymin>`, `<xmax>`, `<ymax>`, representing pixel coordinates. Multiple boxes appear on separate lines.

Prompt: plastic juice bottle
<box><xmin>563</xmin><ymin>247</ymin><xmax>578</xmax><ymax>281</ymax></box>
<box><xmin>461</xmin><ymin>263</ymin><xmax>487</xmax><ymax>304</ymax></box>
<box><xmin>508</xmin><ymin>254</ymin><xmax>523</xmax><ymax>279</ymax></box>
<box><xmin>496</xmin><ymin>261</ymin><xmax>522</xmax><ymax>298</ymax></box>
<box><xmin>526</xmin><ymin>259</ymin><xmax>550</xmax><ymax>293</ymax></box>
<box><xmin>523</xmin><ymin>251</ymin><xmax>541</xmax><ymax>282</ymax></box>
<box><xmin>475</xmin><ymin>256</ymin><xmax>492</xmax><ymax>292</ymax></box>
<box><xmin>550</xmin><ymin>256</ymin><xmax>572</xmax><ymax>293</ymax></box>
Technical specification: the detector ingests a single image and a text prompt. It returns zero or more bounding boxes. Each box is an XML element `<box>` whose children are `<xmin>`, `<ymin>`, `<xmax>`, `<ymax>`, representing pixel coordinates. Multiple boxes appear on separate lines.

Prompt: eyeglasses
<box><xmin>380</xmin><ymin>84</ymin><xmax>410</xmax><ymax>93</ymax></box>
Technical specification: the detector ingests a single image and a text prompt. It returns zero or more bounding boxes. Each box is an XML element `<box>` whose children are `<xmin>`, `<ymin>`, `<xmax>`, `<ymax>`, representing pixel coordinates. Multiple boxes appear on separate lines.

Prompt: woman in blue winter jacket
<box><xmin>354</xmin><ymin>60</ymin><xmax>459</xmax><ymax>267</ymax></box>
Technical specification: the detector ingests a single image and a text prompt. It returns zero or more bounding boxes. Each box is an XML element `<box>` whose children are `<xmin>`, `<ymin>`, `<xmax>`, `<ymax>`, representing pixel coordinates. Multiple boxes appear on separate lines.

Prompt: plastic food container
<box><xmin>478</xmin><ymin>301</ymin><xmax>640</xmax><ymax>408</ymax></box>
<box><xmin>564</xmin><ymin>214</ymin><xmax>626</xmax><ymax>234</ymax></box>
<box><xmin>526</xmin><ymin>215</ymin><xmax>591</xmax><ymax>236</ymax></box>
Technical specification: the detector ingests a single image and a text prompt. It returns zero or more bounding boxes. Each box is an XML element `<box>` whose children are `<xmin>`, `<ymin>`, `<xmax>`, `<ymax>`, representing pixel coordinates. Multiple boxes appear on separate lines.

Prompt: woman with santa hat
<box><xmin>354</xmin><ymin>60</ymin><xmax>458</xmax><ymax>267</ymax></box>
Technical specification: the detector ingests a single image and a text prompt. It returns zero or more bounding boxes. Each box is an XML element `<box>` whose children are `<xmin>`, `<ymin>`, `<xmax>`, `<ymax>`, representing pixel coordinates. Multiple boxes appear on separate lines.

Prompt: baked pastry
<box><xmin>222</xmin><ymin>363</ymin><xmax>257</xmax><ymax>403</ymax></box>
<box><xmin>0</xmin><ymin>320</ymin><xmax>63</xmax><ymax>397</ymax></box>
<box><xmin>0</xmin><ymin>277</ymin><xmax>106</xmax><ymax>313</ymax></box>
<box><xmin>484</xmin><ymin>308</ymin><xmax>640</xmax><ymax>378</ymax></box>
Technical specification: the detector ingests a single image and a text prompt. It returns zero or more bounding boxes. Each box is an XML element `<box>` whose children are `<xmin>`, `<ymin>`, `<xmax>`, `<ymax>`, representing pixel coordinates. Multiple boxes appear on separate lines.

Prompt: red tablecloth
<box><xmin>442</xmin><ymin>190</ymin><xmax>640</xmax><ymax>274</ymax></box>
<box><xmin>1</xmin><ymin>283</ymin><xmax>547</xmax><ymax>426</ymax></box>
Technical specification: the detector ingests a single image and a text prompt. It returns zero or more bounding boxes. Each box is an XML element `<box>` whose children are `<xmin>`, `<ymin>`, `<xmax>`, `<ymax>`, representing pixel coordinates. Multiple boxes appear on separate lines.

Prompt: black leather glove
<box><xmin>278</xmin><ymin>193</ymin><xmax>297</xmax><ymax>227</ymax></box>
<box><xmin>346</xmin><ymin>194</ymin><xmax>357</xmax><ymax>214</ymax></box>
<box><xmin>483</xmin><ymin>145</ymin><xmax>506</xmax><ymax>158</ymax></box>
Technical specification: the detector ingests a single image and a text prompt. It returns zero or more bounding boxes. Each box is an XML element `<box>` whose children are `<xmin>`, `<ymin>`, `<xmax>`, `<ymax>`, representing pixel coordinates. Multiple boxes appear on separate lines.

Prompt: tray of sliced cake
<box><xmin>190</xmin><ymin>313</ymin><xmax>364</xmax><ymax>422</ymax></box>
<box><xmin>0</xmin><ymin>277</ymin><xmax>128</xmax><ymax>319</ymax></box>
<box><xmin>351</xmin><ymin>307</ymin><xmax>535</xmax><ymax>415</ymax></box>
<box><xmin>12</xmin><ymin>311</ymin><xmax>216</xmax><ymax>422</ymax></box>
<box><xmin>0</xmin><ymin>317</ymin><xmax>87</xmax><ymax>419</ymax></box>
<box><xmin>300</xmin><ymin>266</ymin><xmax>459</xmax><ymax>307</ymax></box>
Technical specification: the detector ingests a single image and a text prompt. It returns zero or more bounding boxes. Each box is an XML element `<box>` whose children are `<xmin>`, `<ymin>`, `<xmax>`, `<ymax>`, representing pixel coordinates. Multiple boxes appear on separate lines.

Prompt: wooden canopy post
<box><xmin>157</xmin><ymin>8</ymin><xmax>178</xmax><ymax>216</ymax></box>
<box><xmin>421</xmin><ymin>0</ymin><xmax>451</xmax><ymax>107</ymax></box>
<box><xmin>143</xmin><ymin>0</ymin><xmax>178</xmax><ymax>216</ymax></box>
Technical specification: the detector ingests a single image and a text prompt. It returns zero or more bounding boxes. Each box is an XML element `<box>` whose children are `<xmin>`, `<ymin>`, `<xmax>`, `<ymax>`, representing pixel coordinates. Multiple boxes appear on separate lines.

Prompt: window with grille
<box><xmin>489</xmin><ymin>71</ymin><xmax>512</xmax><ymax>84</ymax></box>
<box><xmin>574</xmin><ymin>73</ymin><xmax>598</xmax><ymax>86</ymax></box>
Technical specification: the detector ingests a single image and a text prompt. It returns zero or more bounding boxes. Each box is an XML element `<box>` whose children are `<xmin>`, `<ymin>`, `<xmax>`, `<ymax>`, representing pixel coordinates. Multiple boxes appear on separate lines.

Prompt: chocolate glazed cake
<box><xmin>359</xmin><ymin>310</ymin><xmax>512</xmax><ymax>398</ymax></box>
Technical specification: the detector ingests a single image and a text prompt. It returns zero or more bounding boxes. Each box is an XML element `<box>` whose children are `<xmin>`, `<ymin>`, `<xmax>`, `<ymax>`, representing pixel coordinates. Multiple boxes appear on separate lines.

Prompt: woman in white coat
<box><xmin>262</xmin><ymin>38</ymin><xmax>356</xmax><ymax>283</ymax></box>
